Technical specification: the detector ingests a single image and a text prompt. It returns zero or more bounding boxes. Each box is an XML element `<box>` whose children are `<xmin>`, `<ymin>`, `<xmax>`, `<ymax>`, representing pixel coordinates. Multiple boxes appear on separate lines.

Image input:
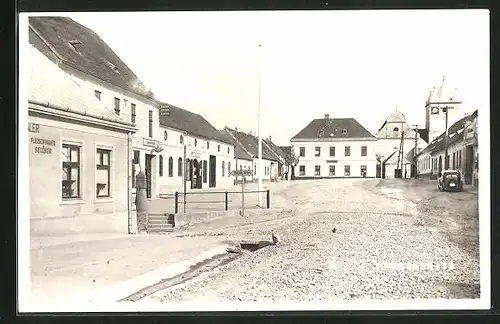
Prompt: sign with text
<box><xmin>30</xmin><ymin>137</ymin><xmax>56</xmax><ymax>154</ymax></box>
<box><xmin>231</xmin><ymin>169</ymin><xmax>253</xmax><ymax>176</ymax></box>
<box><xmin>190</xmin><ymin>151</ymin><xmax>201</xmax><ymax>159</ymax></box>
<box><xmin>326</xmin><ymin>160</ymin><xmax>338</xmax><ymax>163</ymax></box>
<box><xmin>28</xmin><ymin>122</ymin><xmax>40</xmax><ymax>133</ymax></box>
<box><xmin>143</xmin><ymin>138</ymin><xmax>159</xmax><ymax>147</ymax></box>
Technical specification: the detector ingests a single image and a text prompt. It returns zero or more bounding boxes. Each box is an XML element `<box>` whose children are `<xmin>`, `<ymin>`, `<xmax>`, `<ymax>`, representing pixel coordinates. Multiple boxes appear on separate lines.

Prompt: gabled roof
<box><xmin>291</xmin><ymin>117</ymin><xmax>375</xmax><ymax>140</ymax></box>
<box><xmin>417</xmin><ymin>110</ymin><xmax>478</xmax><ymax>157</ymax></box>
<box><xmin>219</xmin><ymin>129</ymin><xmax>253</xmax><ymax>161</ymax></box>
<box><xmin>29</xmin><ymin>16</ymin><xmax>155</xmax><ymax>100</ymax></box>
<box><xmin>224</xmin><ymin>127</ymin><xmax>278</xmax><ymax>161</ymax></box>
<box><xmin>158</xmin><ymin>103</ymin><xmax>233</xmax><ymax>145</ymax></box>
<box><xmin>263</xmin><ymin>139</ymin><xmax>284</xmax><ymax>162</ymax></box>
<box><xmin>29</xmin><ymin>44</ymin><xmax>135</xmax><ymax>130</ymax></box>
<box><xmin>264</xmin><ymin>140</ymin><xmax>288</xmax><ymax>162</ymax></box>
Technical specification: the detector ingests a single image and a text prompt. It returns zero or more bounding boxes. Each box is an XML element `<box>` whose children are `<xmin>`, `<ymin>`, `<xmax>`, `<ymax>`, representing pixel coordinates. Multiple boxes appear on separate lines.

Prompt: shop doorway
<box><xmin>465</xmin><ymin>146</ymin><xmax>474</xmax><ymax>185</ymax></box>
<box><xmin>209</xmin><ymin>155</ymin><xmax>216</xmax><ymax>188</ymax></box>
<box><xmin>192</xmin><ymin>159</ymin><xmax>203</xmax><ymax>189</ymax></box>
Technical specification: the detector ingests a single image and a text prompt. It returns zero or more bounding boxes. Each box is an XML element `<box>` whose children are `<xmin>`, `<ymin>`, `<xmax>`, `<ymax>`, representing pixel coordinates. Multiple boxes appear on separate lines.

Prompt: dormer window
<box><xmin>107</xmin><ymin>61</ymin><xmax>120</xmax><ymax>74</ymax></box>
<box><xmin>342</xmin><ymin>129</ymin><xmax>347</xmax><ymax>134</ymax></box>
<box><xmin>69</xmin><ymin>40</ymin><xmax>82</xmax><ymax>53</ymax></box>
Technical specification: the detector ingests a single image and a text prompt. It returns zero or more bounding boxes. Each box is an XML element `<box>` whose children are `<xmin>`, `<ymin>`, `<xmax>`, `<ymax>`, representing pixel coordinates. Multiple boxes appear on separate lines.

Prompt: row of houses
<box><xmin>27</xmin><ymin>16</ymin><xmax>290</xmax><ymax>236</ymax></box>
<box><xmin>414</xmin><ymin>110</ymin><xmax>478</xmax><ymax>185</ymax></box>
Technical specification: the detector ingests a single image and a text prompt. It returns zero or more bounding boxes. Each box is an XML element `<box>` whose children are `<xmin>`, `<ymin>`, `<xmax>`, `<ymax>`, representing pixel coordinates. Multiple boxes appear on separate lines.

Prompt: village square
<box><xmin>22</xmin><ymin>13</ymin><xmax>483</xmax><ymax>310</ymax></box>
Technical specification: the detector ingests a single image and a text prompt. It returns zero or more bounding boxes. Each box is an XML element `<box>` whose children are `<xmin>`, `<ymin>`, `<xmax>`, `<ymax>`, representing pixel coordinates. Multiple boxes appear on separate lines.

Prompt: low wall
<box><xmin>173</xmin><ymin>208</ymin><xmax>284</xmax><ymax>228</ymax></box>
<box><xmin>295</xmin><ymin>176</ymin><xmax>377</xmax><ymax>180</ymax></box>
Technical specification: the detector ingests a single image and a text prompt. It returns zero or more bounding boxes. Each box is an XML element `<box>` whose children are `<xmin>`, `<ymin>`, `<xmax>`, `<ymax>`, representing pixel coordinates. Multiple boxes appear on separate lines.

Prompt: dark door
<box><xmin>203</xmin><ymin>160</ymin><xmax>208</xmax><ymax>183</ymax></box>
<box><xmin>381</xmin><ymin>162</ymin><xmax>386</xmax><ymax>178</ymax></box>
<box><xmin>209</xmin><ymin>155</ymin><xmax>216</xmax><ymax>188</ymax></box>
<box><xmin>465</xmin><ymin>146</ymin><xmax>473</xmax><ymax>184</ymax></box>
<box><xmin>376</xmin><ymin>163</ymin><xmax>381</xmax><ymax>178</ymax></box>
<box><xmin>438</xmin><ymin>156</ymin><xmax>443</xmax><ymax>176</ymax></box>
<box><xmin>145</xmin><ymin>154</ymin><xmax>153</xmax><ymax>199</ymax></box>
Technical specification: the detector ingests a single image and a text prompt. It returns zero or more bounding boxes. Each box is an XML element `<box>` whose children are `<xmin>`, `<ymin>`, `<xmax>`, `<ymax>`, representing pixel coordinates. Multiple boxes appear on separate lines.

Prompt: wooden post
<box><xmin>174</xmin><ymin>191</ymin><xmax>178</xmax><ymax>214</ymax></box>
<box><xmin>225</xmin><ymin>191</ymin><xmax>228</xmax><ymax>211</ymax></box>
<box><xmin>266</xmin><ymin>189</ymin><xmax>270</xmax><ymax>209</ymax></box>
<box><xmin>241</xmin><ymin>176</ymin><xmax>245</xmax><ymax>216</ymax></box>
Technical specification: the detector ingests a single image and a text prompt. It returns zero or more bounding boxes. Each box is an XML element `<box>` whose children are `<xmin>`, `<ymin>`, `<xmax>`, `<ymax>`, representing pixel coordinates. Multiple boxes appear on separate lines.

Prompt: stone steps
<box><xmin>147</xmin><ymin>212</ymin><xmax>175</xmax><ymax>233</ymax></box>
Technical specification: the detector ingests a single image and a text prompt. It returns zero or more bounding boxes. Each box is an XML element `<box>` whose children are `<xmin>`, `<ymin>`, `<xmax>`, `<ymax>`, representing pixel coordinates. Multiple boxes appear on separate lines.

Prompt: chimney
<box><xmin>325</xmin><ymin>114</ymin><xmax>330</xmax><ymax>119</ymax></box>
<box><xmin>269</xmin><ymin>135</ymin><xmax>272</xmax><ymax>141</ymax></box>
<box><xmin>235</xmin><ymin>127</ymin><xmax>238</xmax><ymax>131</ymax></box>
<box><xmin>249</xmin><ymin>130</ymin><xmax>252</xmax><ymax>136</ymax></box>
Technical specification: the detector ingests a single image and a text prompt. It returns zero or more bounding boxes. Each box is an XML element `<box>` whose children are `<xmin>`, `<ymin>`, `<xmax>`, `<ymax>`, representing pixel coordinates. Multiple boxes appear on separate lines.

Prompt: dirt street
<box><xmin>147</xmin><ymin>178</ymin><xmax>480</xmax><ymax>302</ymax></box>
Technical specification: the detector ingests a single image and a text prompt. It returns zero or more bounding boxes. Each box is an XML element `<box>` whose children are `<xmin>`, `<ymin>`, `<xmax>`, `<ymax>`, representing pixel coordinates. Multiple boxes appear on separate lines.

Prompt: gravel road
<box><xmin>146</xmin><ymin>178</ymin><xmax>480</xmax><ymax>302</ymax></box>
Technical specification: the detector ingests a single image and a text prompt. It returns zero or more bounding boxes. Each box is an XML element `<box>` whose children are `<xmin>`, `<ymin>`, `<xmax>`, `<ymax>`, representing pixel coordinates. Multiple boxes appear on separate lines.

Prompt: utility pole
<box><xmin>444</xmin><ymin>106</ymin><xmax>449</xmax><ymax>170</ymax></box>
<box><xmin>400</xmin><ymin>129</ymin><xmax>405</xmax><ymax>178</ymax></box>
<box><xmin>257</xmin><ymin>44</ymin><xmax>263</xmax><ymax>207</ymax></box>
<box><xmin>182</xmin><ymin>131</ymin><xmax>187</xmax><ymax>213</ymax></box>
<box><xmin>412</xmin><ymin>124</ymin><xmax>419</xmax><ymax>179</ymax></box>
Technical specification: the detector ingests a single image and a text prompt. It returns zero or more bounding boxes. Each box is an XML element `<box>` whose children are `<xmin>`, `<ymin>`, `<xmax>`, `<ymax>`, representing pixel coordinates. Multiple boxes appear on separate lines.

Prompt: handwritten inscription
<box><xmin>31</xmin><ymin>137</ymin><xmax>56</xmax><ymax>154</ymax></box>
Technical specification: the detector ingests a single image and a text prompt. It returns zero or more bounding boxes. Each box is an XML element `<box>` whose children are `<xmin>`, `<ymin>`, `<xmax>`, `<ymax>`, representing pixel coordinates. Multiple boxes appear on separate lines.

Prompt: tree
<box><xmin>288</xmin><ymin>146</ymin><xmax>300</xmax><ymax>180</ymax></box>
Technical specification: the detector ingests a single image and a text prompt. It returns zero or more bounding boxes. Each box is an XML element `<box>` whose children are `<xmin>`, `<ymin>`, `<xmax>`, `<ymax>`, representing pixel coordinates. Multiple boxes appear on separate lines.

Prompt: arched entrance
<box><xmin>438</xmin><ymin>156</ymin><xmax>443</xmax><ymax>175</ymax></box>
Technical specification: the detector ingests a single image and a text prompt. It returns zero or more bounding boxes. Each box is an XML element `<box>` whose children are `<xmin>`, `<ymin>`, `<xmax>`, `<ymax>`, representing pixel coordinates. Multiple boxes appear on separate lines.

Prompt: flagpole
<box><xmin>257</xmin><ymin>44</ymin><xmax>263</xmax><ymax>207</ymax></box>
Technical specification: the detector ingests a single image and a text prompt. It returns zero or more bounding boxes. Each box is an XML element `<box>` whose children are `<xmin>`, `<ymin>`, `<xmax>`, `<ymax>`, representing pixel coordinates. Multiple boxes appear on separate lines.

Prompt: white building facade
<box><xmin>291</xmin><ymin>115</ymin><xmax>377</xmax><ymax>179</ymax></box>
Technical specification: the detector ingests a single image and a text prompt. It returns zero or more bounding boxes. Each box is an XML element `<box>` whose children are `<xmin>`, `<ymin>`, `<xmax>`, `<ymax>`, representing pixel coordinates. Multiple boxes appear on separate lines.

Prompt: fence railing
<box><xmin>173</xmin><ymin>190</ymin><xmax>270</xmax><ymax>214</ymax></box>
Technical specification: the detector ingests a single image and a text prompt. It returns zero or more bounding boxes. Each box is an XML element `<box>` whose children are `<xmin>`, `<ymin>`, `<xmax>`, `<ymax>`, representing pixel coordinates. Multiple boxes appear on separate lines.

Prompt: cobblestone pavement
<box><xmin>148</xmin><ymin>178</ymin><xmax>480</xmax><ymax>302</ymax></box>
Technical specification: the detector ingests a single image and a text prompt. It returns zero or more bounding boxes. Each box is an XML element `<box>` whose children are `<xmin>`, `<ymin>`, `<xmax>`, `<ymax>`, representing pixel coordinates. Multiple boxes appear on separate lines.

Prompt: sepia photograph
<box><xmin>17</xmin><ymin>9</ymin><xmax>490</xmax><ymax>312</ymax></box>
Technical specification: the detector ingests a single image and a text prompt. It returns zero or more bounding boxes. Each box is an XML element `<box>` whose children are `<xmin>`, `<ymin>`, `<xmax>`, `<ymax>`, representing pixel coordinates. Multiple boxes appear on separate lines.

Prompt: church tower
<box><xmin>425</xmin><ymin>77</ymin><xmax>462</xmax><ymax>143</ymax></box>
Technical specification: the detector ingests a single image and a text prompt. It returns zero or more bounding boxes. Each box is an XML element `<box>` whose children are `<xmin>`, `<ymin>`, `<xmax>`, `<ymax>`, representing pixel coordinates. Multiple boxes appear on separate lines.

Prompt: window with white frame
<box><xmin>361</xmin><ymin>146</ymin><xmax>367</xmax><ymax>157</ymax></box>
<box><xmin>344</xmin><ymin>165</ymin><xmax>350</xmax><ymax>176</ymax></box>
<box><xmin>315</xmin><ymin>165</ymin><xmax>321</xmax><ymax>176</ymax></box>
<box><xmin>62</xmin><ymin>144</ymin><xmax>81</xmax><ymax>199</ymax></box>
<box><xmin>329</xmin><ymin>146</ymin><xmax>335</xmax><ymax>157</ymax></box>
<box><xmin>329</xmin><ymin>165</ymin><xmax>335</xmax><ymax>176</ymax></box>
<box><xmin>131</xmin><ymin>103</ymin><xmax>136</xmax><ymax>123</ymax></box>
<box><xmin>96</xmin><ymin>148</ymin><xmax>111</xmax><ymax>197</ymax></box>
<box><xmin>360</xmin><ymin>165</ymin><xmax>367</xmax><ymax>176</ymax></box>
<box><xmin>345</xmin><ymin>146</ymin><xmax>351</xmax><ymax>157</ymax></box>
<box><xmin>299</xmin><ymin>147</ymin><xmax>305</xmax><ymax>157</ymax></box>
<box><xmin>114</xmin><ymin>97</ymin><xmax>120</xmax><ymax>115</ymax></box>
<box><xmin>228</xmin><ymin>162</ymin><xmax>231</xmax><ymax>176</ymax></box>
<box><xmin>315</xmin><ymin>146</ymin><xmax>321</xmax><ymax>157</ymax></box>
<box><xmin>299</xmin><ymin>165</ymin><xmax>305</xmax><ymax>176</ymax></box>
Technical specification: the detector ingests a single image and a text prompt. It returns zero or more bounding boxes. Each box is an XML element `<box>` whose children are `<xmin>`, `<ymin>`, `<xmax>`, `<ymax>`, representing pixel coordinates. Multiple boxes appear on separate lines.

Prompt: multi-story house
<box><xmin>156</xmin><ymin>104</ymin><xmax>236</xmax><ymax>193</ymax></box>
<box><xmin>223</xmin><ymin>127</ymin><xmax>280</xmax><ymax>182</ymax></box>
<box><xmin>29</xmin><ymin>16</ymin><xmax>169</xmax><ymax>200</ymax></box>
<box><xmin>27</xmin><ymin>41</ymin><xmax>138</xmax><ymax>236</ymax></box>
<box><xmin>291</xmin><ymin>114</ymin><xmax>377</xmax><ymax>178</ymax></box>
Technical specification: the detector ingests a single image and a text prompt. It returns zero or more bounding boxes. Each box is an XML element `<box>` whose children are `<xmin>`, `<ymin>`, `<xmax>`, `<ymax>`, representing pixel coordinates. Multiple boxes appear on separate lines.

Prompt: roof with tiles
<box><xmin>224</xmin><ymin>127</ymin><xmax>279</xmax><ymax>161</ymax></box>
<box><xmin>218</xmin><ymin>129</ymin><xmax>253</xmax><ymax>160</ymax></box>
<box><xmin>29</xmin><ymin>16</ymin><xmax>155</xmax><ymax>100</ymax></box>
<box><xmin>417</xmin><ymin>110</ymin><xmax>478</xmax><ymax>157</ymax></box>
<box><xmin>291</xmin><ymin>115</ymin><xmax>375</xmax><ymax>141</ymax></box>
<box><xmin>29</xmin><ymin>44</ymin><xmax>134</xmax><ymax>128</ymax></box>
<box><xmin>158</xmin><ymin>103</ymin><xmax>233</xmax><ymax>145</ymax></box>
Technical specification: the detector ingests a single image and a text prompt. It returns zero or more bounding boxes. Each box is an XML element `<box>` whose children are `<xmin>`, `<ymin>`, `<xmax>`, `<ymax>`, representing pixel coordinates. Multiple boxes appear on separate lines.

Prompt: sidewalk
<box><xmin>28</xmin><ymin>233</ymin><xmax>231</xmax><ymax>311</ymax></box>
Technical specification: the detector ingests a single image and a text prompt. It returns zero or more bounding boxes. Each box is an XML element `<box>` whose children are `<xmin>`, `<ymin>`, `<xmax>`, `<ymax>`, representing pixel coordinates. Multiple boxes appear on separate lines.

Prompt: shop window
<box><xmin>329</xmin><ymin>146</ymin><xmax>335</xmax><ymax>157</ymax></box>
<box><xmin>329</xmin><ymin>165</ymin><xmax>335</xmax><ymax>176</ymax></box>
<box><xmin>361</xmin><ymin>146</ymin><xmax>367</xmax><ymax>156</ymax></box>
<box><xmin>168</xmin><ymin>157</ymin><xmax>173</xmax><ymax>177</ymax></box>
<box><xmin>62</xmin><ymin>144</ymin><xmax>81</xmax><ymax>199</ymax></box>
<box><xmin>299</xmin><ymin>165</ymin><xmax>305</xmax><ymax>176</ymax></box>
<box><xmin>159</xmin><ymin>155</ymin><xmax>164</xmax><ymax>177</ymax></box>
<box><xmin>344</xmin><ymin>165</ymin><xmax>351</xmax><ymax>176</ymax></box>
<box><xmin>315</xmin><ymin>146</ymin><xmax>321</xmax><ymax>157</ymax></box>
<box><xmin>345</xmin><ymin>146</ymin><xmax>351</xmax><ymax>157</ymax></box>
<box><xmin>96</xmin><ymin>149</ymin><xmax>111</xmax><ymax>197</ymax></box>
<box><xmin>315</xmin><ymin>165</ymin><xmax>321</xmax><ymax>176</ymax></box>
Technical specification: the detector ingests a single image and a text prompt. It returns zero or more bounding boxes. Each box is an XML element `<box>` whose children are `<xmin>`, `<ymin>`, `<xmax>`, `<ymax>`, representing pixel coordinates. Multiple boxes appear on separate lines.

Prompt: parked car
<box><xmin>437</xmin><ymin>170</ymin><xmax>463</xmax><ymax>192</ymax></box>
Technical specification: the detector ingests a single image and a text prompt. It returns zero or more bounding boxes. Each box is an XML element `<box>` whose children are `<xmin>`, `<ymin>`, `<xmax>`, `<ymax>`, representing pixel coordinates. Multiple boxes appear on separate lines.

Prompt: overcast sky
<box><xmin>60</xmin><ymin>10</ymin><xmax>488</xmax><ymax>146</ymax></box>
